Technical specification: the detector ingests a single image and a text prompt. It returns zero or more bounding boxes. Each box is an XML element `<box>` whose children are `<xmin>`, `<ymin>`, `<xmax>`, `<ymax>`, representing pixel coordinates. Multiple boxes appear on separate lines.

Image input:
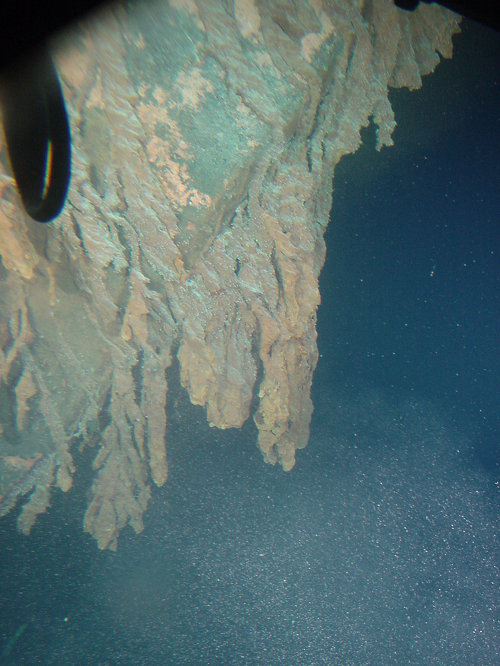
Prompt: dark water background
<box><xmin>0</xmin><ymin>18</ymin><xmax>498</xmax><ymax>666</ymax></box>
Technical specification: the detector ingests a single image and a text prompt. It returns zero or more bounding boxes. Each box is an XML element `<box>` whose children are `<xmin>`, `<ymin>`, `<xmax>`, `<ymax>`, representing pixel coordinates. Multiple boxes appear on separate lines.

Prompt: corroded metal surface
<box><xmin>0</xmin><ymin>0</ymin><xmax>460</xmax><ymax>548</ymax></box>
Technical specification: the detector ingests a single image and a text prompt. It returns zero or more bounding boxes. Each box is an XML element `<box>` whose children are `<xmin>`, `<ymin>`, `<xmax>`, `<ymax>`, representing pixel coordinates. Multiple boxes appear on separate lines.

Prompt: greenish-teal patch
<box><xmin>154</xmin><ymin>121</ymin><xmax>169</xmax><ymax>140</ymax></box>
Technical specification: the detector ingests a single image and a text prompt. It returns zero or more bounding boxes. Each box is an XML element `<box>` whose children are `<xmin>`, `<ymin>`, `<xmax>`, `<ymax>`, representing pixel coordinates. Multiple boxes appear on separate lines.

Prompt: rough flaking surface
<box><xmin>0</xmin><ymin>0</ymin><xmax>460</xmax><ymax>549</ymax></box>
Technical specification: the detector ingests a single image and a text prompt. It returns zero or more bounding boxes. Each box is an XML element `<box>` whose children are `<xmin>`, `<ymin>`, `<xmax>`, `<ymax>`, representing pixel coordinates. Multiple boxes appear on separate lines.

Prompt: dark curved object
<box><xmin>1</xmin><ymin>49</ymin><xmax>71</xmax><ymax>222</ymax></box>
<box><xmin>1</xmin><ymin>1</ymin><xmax>106</xmax><ymax>70</ymax></box>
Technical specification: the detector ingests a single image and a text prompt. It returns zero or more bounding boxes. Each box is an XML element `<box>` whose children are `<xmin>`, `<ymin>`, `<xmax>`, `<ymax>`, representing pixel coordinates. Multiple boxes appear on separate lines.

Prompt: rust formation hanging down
<box><xmin>0</xmin><ymin>0</ymin><xmax>460</xmax><ymax>549</ymax></box>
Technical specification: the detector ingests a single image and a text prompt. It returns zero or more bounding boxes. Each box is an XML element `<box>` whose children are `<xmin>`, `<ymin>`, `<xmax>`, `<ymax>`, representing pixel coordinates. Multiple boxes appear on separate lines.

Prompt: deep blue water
<box><xmin>0</xmin><ymin>18</ymin><xmax>498</xmax><ymax>666</ymax></box>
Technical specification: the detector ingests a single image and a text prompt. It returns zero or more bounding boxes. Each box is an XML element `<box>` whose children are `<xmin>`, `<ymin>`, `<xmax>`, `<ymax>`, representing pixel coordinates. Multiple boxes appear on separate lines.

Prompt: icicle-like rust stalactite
<box><xmin>0</xmin><ymin>0</ymin><xmax>460</xmax><ymax>548</ymax></box>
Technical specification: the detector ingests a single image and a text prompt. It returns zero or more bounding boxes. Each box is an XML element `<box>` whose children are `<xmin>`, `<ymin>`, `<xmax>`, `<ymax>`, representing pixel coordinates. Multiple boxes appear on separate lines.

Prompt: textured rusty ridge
<box><xmin>0</xmin><ymin>0</ymin><xmax>460</xmax><ymax>548</ymax></box>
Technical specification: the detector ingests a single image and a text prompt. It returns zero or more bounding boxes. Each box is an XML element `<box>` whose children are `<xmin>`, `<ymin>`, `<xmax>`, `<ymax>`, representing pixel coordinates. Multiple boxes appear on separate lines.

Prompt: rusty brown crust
<box><xmin>0</xmin><ymin>0</ymin><xmax>459</xmax><ymax>549</ymax></box>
